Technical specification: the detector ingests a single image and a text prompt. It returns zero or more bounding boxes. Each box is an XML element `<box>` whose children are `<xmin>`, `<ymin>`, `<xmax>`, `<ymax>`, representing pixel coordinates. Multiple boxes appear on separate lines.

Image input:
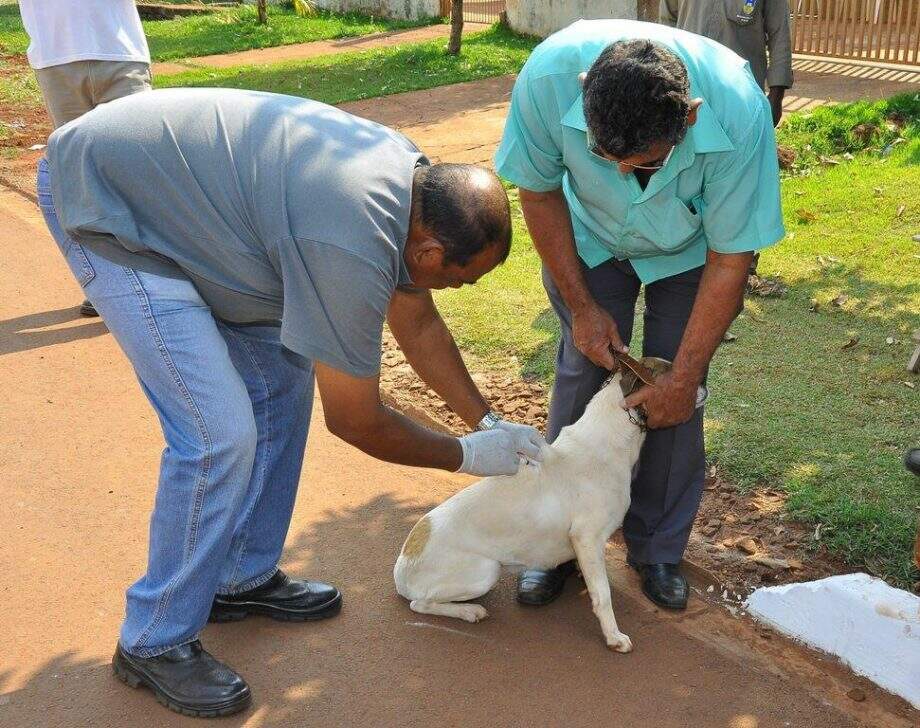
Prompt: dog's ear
<box><xmin>618</xmin><ymin>368</ymin><xmax>641</xmax><ymax>399</ymax></box>
<box><xmin>618</xmin><ymin>357</ymin><xmax>674</xmax><ymax>398</ymax></box>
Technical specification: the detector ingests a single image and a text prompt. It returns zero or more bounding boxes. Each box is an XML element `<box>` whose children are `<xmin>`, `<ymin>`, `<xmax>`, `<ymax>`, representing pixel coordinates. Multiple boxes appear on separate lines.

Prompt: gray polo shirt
<box><xmin>48</xmin><ymin>88</ymin><xmax>427</xmax><ymax>377</ymax></box>
<box><xmin>660</xmin><ymin>0</ymin><xmax>793</xmax><ymax>90</ymax></box>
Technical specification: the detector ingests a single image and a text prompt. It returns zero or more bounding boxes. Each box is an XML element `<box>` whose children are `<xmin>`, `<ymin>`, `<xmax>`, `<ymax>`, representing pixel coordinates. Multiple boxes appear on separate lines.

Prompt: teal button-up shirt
<box><xmin>495</xmin><ymin>19</ymin><xmax>785</xmax><ymax>284</ymax></box>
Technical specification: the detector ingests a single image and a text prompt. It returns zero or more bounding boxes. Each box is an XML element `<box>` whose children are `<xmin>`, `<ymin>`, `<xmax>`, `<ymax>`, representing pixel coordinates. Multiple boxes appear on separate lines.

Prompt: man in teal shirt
<box><xmin>495</xmin><ymin>19</ymin><xmax>783</xmax><ymax>609</ymax></box>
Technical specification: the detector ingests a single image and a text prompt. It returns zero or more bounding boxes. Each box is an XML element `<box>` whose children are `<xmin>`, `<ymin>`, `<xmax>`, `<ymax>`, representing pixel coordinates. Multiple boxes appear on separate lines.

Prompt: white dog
<box><xmin>394</xmin><ymin>368</ymin><xmax>650</xmax><ymax>653</ymax></box>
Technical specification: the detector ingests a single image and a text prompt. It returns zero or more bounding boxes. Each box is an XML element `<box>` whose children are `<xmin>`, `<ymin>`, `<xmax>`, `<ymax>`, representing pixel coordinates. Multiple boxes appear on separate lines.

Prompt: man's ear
<box><xmin>410</xmin><ymin>237</ymin><xmax>445</xmax><ymax>267</ymax></box>
<box><xmin>687</xmin><ymin>98</ymin><xmax>704</xmax><ymax>127</ymax></box>
<box><xmin>578</xmin><ymin>71</ymin><xmax>587</xmax><ymax>86</ymax></box>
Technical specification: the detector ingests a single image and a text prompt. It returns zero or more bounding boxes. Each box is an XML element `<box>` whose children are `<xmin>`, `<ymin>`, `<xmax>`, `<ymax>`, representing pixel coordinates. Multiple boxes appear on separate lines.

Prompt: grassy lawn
<box><xmin>0</xmin><ymin>3</ymin><xmax>437</xmax><ymax>61</ymax></box>
<box><xmin>155</xmin><ymin>25</ymin><xmax>534</xmax><ymax>103</ymax></box>
<box><xmin>436</xmin><ymin>97</ymin><xmax>920</xmax><ymax>588</ymax></box>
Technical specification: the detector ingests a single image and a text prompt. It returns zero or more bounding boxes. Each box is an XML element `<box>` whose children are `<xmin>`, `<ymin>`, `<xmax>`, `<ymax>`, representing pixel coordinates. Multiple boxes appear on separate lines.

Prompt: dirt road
<box><xmin>0</xmin><ymin>183</ymin><xmax>914</xmax><ymax>725</ymax></box>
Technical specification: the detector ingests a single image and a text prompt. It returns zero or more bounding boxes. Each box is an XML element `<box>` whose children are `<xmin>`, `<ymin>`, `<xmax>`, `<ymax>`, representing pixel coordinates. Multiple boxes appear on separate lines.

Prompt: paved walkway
<box><xmin>153</xmin><ymin>23</ymin><xmax>489</xmax><ymax>76</ymax></box>
<box><xmin>2</xmin><ymin>189</ymin><xmax>915</xmax><ymax>726</ymax></box>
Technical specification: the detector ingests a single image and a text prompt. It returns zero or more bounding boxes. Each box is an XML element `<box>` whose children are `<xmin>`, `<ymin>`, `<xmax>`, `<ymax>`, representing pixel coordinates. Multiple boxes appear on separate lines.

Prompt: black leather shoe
<box><xmin>628</xmin><ymin>558</ymin><xmax>688</xmax><ymax>610</ymax></box>
<box><xmin>210</xmin><ymin>569</ymin><xmax>342</xmax><ymax>623</ymax></box>
<box><xmin>112</xmin><ymin>641</ymin><xmax>250</xmax><ymax>718</ymax></box>
<box><xmin>516</xmin><ymin>560</ymin><xmax>577</xmax><ymax>606</ymax></box>
<box><xmin>905</xmin><ymin>448</ymin><xmax>920</xmax><ymax>476</ymax></box>
<box><xmin>79</xmin><ymin>299</ymin><xmax>98</xmax><ymax>317</ymax></box>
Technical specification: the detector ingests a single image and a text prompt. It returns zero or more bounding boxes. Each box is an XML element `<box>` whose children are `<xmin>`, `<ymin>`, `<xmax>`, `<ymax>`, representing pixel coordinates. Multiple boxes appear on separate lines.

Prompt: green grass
<box><xmin>437</xmin><ymin>102</ymin><xmax>920</xmax><ymax>588</ymax></box>
<box><xmin>0</xmin><ymin>3</ymin><xmax>437</xmax><ymax>61</ymax></box>
<box><xmin>155</xmin><ymin>25</ymin><xmax>534</xmax><ymax>103</ymax></box>
<box><xmin>778</xmin><ymin>91</ymin><xmax>920</xmax><ymax>170</ymax></box>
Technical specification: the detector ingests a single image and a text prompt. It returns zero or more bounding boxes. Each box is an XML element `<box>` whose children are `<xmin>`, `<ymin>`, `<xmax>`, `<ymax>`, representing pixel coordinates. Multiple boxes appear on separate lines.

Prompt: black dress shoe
<box><xmin>112</xmin><ymin>641</ymin><xmax>250</xmax><ymax>718</ymax></box>
<box><xmin>79</xmin><ymin>299</ymin><xmax>98</xmax><ymax>317</ymax></box>
<box><xmin>628</xmin><ymin>558</ymin><xmax>688</xmax><ymax>610</ymax></box>
<box><xmin>210</xmin><ymin>569</ymin><xmax>342</xmax><ymax>623</ymax></box>
<box><xmin>516</xmin><ymin>560</ymin><xmax>577</xmax><ymax>606</ymax></box>
<box><xmin>905</xmin><ymin>448</ymin><xmax>920</xmax><ymax>476</ymax></box>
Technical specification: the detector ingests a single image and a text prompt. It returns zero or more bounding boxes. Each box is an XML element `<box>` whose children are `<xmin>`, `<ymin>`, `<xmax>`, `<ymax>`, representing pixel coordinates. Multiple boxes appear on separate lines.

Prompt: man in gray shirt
<box><xmin>40</xmin><ymin>88</ymin><xmax>544</xmax><ymax>717</ymax></box>
<box><xmin>660</xmin><ymin>0</ymin><xmax>793</xmax><ymax>126</ymax></box>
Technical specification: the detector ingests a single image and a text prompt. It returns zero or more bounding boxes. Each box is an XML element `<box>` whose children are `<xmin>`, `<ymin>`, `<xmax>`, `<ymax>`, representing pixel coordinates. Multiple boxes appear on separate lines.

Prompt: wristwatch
<box><xmin>476</xmin><ymin>410</ymin><xmax>502</xmax><ymax>431</ymax></box>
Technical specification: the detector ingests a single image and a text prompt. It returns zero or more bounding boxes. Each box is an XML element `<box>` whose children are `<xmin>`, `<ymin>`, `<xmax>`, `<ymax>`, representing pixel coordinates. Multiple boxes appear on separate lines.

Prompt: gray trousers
<box><xmin>543</xmin><ymin>258</ymin><xmax>706</xmax><ymax>565</ymax></box>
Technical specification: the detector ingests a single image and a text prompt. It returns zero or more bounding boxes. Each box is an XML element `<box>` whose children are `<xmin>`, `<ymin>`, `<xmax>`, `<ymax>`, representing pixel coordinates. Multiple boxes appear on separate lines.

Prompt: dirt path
<box><xmin>153</xmin><ymin>23</ymin><xmax>490</xmax><ymax>76</ymax></box>
<box><xmin>338</xmin><ymin>59</ymin><xmax>920</xmax><ymax>168</ymax></box>
<box><xmin>1</xmin><ymin>178</ymin><xmax>917</xmax><ymax>725</ymax></box>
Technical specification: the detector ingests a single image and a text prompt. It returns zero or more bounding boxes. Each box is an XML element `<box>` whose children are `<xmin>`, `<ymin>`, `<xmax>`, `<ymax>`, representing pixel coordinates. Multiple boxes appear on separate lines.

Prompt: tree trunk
<box><xmin>447</xmin><ymin>0</ymin><xmax>463</xmax><ymax>55</ymax></box>
<box><xmin>257</xmin><ymin>0</ymin><xmax>268</xmax><ymax>24</ymax></box>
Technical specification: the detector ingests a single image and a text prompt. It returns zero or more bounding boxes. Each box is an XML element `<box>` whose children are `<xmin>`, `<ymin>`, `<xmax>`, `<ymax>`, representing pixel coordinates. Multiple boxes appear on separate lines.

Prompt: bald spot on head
<box><xmin>413</xmin><ymin>163</ymin><xmax>512</xmax><ymax>267</ymax></box>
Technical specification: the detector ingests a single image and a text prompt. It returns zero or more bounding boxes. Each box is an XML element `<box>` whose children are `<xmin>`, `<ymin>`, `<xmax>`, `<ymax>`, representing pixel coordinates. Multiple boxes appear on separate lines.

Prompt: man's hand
<box><xmin>457</xmin><ymin>429</ymin><xmax>538</xmax><ymax>477</ymax></box>
<box><xmin>572</xmin><ymin>303</ymin><xmax>627</xmax><ymax>369</ymax></box>
<box><xmin>518</xmin><ymin>188</ymin><xmax>626</xmax><ymax>369</ymax></box>
<box><xmin>623</xmin><ymin>371</ymin><xmax>698</xmax><ymax>429</ymax></box>
<box><xmin>768</xmin><ymin>87</ymin><xmax>785</xmax><ymax>127</ymax></box>
<box><xmin>494</xmin><ymin>419</ymin><xmax>547</xmax><ymax>461</ymax></box>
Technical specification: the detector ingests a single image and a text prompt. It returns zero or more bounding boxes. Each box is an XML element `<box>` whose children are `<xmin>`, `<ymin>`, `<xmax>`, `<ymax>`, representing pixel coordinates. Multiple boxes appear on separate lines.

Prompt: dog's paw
<box><xmin>457</xmin><ymin>604</ymin><xmax>489</xmax><ymax>623</ymax></box>
<box><xmin>606</xmin><ymin>633</ymin><xmax>633</xmax><ymax>653</ymax></box>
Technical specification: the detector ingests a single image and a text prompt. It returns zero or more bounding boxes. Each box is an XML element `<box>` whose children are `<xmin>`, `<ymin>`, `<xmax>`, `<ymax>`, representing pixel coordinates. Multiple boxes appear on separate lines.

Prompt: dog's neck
<box><xmin>555</xmin><ymin>376</ymin><xmax>645</xmax><ymax>462</ymax></box>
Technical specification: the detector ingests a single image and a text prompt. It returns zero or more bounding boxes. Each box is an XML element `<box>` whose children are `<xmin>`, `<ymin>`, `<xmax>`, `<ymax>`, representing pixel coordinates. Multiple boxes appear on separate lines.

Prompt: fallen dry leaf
<box><xmin>737</xmin><ymin>538</ymin><xmax>759</xmax><ymax>555</ymax></box>
<box><xmin>776</xmin><ymin>145</ymin><xmax>796</xmax><ymax>170</ymax></box>
<box><xmin>795</xmin><ymin>208</ymin><xmax>817</xmax><ymax>224</ymax></box>
<box><xmin>747</xmin><ymin>274</ymin><xmax>787</xmax><ymax>298</ymax></box>
<box><xmin>749</xmin><ymin>555</ymin><xmax>790</xmax><ymax>570</ymax></box>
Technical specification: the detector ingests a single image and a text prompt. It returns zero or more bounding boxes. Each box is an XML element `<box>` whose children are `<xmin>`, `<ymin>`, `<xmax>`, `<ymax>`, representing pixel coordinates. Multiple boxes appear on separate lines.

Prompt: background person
<box><xmin>20</xmin><ymin>0</ymin><xmax>152</xmax><ymax>316</ymax></box>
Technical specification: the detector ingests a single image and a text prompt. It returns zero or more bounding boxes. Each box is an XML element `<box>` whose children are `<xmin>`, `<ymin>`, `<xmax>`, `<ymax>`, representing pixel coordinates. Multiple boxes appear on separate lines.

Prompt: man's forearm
<box><xmin>388</xmin><ymin>289</ymin><xmax>490</xmax><ymax>429</ymax></box>
<box><xmin>331</xmin><ymin>399</ymin><xmax>464</xmax><ymax>471</ymax></box>
<box><xmin>519</xmin><ymin>188</ymin><xmax>592</xmax><ymax>312</ymax></box>
<box><xmin>397</xmin><ymin>310</ymin><xmax>490</xmax><ymax>429</ymax></box>
<box><xmin>670</xmin><ymin>249</ymin><xmax>752</xmax><ymax>388</ymax></box>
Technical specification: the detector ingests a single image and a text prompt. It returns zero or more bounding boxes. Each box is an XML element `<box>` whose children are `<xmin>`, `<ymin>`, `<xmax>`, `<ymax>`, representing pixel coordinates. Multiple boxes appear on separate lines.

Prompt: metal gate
<box><xmin>440</xmin><ymin>0</ymin><xmax>506</xmax><ymax>24</ymax></box>
<box><xmin>792</xmin><ymin>0</ymin><xmax>920</xmax><ymax>66</ymax></box>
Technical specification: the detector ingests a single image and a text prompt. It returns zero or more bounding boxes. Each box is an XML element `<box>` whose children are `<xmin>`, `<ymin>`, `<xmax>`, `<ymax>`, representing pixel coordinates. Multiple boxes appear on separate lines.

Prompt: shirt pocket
<box><xmin>725</xmin><ymin>0</ymin><xmax>757</xmax><ymax>26</ymax></box>
<box><xmin>621</xmin><ymin>194</ymin><xmax>704</xmax><ymax>259</ymax></box>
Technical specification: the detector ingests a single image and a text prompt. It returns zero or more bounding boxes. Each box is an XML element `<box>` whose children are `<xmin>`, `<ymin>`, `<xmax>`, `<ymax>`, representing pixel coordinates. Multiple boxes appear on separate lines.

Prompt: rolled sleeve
<box><xmin>494</xmin><ymin>74</ymin><xmax>564</xmax><ymax>192</ymax></box>
<box><xmin>765</xmin><ymin>0</ymin><xmax>794</xmax><ymax>88</ymax></box>
<box><xmin>273</xmin><ymin>237</ymin><xmax>392</xmax><ymax>377</ymax></box>
<box><xmin>701</xmin><ymin>102</ymin><xmax>785</xmax><ymax>254</ymax></box>
<box><xmin>659</xmin><ymin>0</ymin><xmax>679</xmax><ymax>26</ymax></box>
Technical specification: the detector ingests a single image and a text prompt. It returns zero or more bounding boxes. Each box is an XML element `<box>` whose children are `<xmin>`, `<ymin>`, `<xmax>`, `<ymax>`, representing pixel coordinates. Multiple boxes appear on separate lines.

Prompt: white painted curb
<box><xmin>745</xmin><ymin>573</ymin><xmax>920</xmax><ymax>709</ymax></box>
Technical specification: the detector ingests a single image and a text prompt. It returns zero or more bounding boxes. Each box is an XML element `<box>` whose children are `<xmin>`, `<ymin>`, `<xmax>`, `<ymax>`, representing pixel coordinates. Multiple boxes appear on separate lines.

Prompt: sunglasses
<box><xmin>586</xmin><ymin>128</ymin><xmax>675</xmax><ymax>171</ymax></box>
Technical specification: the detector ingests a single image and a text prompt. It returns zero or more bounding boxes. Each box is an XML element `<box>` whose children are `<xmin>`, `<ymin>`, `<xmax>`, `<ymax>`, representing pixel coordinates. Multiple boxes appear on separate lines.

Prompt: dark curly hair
<box><xmin>583</xmin><ymin>39</ymin><xmax>691</xmax><ymax>159</ymax></box>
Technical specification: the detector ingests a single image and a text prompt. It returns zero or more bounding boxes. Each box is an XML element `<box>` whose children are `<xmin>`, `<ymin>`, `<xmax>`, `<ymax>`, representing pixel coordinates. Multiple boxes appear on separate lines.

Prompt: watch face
<box><xmin>479</xmin><ymin>412</ymin><xmax>501</xmax><ymax>430</ymax></box>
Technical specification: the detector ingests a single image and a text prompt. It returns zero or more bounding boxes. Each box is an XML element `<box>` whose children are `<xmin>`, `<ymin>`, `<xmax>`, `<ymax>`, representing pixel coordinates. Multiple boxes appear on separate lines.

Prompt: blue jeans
<box><xmin>38</xmin><ymin>158</ymin><xmax>314</xmax><ymax>657</ymax></box>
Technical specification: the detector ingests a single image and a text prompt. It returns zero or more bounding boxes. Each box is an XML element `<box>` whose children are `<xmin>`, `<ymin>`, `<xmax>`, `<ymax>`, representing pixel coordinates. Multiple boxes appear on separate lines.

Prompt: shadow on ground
<box><xmin>0</xmin><ymin>306</ymin><xmax>108</xmax><ymax>356</ymax></box>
